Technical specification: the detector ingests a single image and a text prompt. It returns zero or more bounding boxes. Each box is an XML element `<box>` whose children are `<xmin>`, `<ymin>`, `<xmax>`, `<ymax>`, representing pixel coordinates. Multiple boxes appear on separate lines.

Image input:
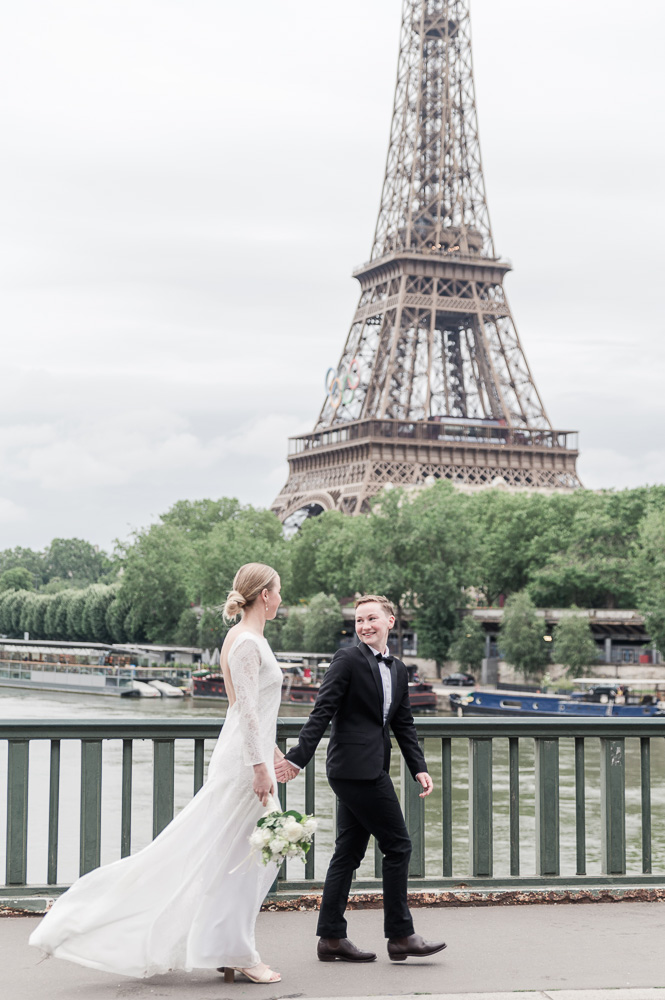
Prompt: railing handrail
<box><xmin>2</xmin><ymin>716</ymin><xmax>665</xmax><ymax>740</ymax></box>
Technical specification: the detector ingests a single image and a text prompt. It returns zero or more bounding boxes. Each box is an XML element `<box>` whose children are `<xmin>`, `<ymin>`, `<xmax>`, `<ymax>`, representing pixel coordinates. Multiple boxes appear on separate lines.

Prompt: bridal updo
<box><xmin>223</xmin><ymin>563</ymin><xmax>278</xmax><ymax>621</ymax></box>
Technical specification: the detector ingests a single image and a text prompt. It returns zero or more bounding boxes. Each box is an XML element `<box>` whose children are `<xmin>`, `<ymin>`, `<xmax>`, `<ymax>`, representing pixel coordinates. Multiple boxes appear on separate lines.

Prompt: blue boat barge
<box><xmin>450</xmin><ymin>680</ymin><xmax>665</xmax><ymax>718</ymax></box>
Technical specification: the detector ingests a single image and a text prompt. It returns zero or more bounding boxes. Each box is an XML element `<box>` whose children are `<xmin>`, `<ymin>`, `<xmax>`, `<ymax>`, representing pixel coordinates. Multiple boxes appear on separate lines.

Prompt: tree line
<box><xmin>1</xmin><ymin>485</ymin><xmax>664</xmax><ymax>665</ymax></box>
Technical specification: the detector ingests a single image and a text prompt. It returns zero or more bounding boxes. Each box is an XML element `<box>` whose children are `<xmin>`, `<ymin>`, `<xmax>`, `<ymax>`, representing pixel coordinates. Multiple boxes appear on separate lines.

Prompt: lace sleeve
<box><xmin>229</xmin><ymin>636</ymin><xmax>265</xmax><ymax>766</ymax></box>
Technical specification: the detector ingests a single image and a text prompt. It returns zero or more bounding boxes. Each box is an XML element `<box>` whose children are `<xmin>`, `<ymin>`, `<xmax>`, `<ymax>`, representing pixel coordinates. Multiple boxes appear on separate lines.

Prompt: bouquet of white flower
<box><xmin>248</xmin><ymin>795</ymin><xmax>318</xmax><ymax>867</ymax></box>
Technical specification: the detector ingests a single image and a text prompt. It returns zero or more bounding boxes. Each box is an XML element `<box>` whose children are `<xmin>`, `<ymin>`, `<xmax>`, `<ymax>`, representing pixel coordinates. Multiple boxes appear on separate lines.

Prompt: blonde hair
<box><xmin>223</xmin><ymin>563</ymin><xmax>278</xmax><ymax>621</ymax></box>
<box><xmin>354</xmin><ymin>594</ymin><xmax>396</xmax><ymax>618</ymax></box>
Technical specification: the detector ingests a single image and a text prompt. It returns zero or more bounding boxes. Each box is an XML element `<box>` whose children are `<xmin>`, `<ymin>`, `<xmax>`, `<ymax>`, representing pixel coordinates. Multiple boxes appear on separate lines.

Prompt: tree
<box><xmin>42</xmin><ymin>589</ymin><xmax>78</xmax><ymax>640</ymax></box>
<box><xmin>196</xmin><ymin>508</ymin><xmax>288</xmax><ymax>608</ymax></box>
<box><xmin>0</xmin><ymin>567</ymin><xmax>35</xmax><ymax>593</ymax></box>
<box><xmin>160</xmin><ymin>497</ymin><xmax>243</xmax><ymax>537</ymax></box>
<box><xmin>408</xmin><ymin>481</ymin><xmax>476</xmax><ymax>662</ymax></box>
<box><xmin>105</xmin><ymin>588</ymin><xmax>132</xmax><ymax>644</ymax></box>
<box><xmin>197</xmin><ymin>607</ymin><xmax>229</xmax><ymax>652</ymax></box>
<box><xmin>499</xmin><ymin>591</ymin><xmax>550</xmax><ymax>680</ymax></box>
<box><xmin>0</xmin><ymin>546</ymin><xmax>46</xmax><ymax>587</ymax></box>
<box><xmin>65</xmin><ymin>589</ymin><xmax>89</xmax><ymax>641</ymax></box>
<box><xmin>27</xmin><ymin>594</ymin><xmax>53</xmax><ymax>639</ymax></box>
<box><xmin>449</xmin><ymin>616</ymin><xmax>486</xmax><ymax>674</ymax></box>
<box><xmin>174</xmin><ymin>607</ymin><xmax>200</xmax><ymax>646</ymax></box>
<box><xmin>280</xmin><ymin>608</ymin><xmax>306</xmax><ymax>652</ymax></box>
<box><xmin>551</xmin><ymin>610</ymin><xmax>599</xmax><ymax>677</ymax></box>
<box><xmin>117</xmin><ymin>524</ymin><xmax>195</xmax><ymax>643</ymax></box>
<box><xmin>44</xmin><ymin>538</ymin><xmax>110</xmax><ymax>587</ymax></box>
<box><xmin>81</xmin><ymin>585</ymin><xmax>118</xmax><ymax>643</ymax></box>
<box><xmin>302</xmin><ymin>593</ymin><xmax>343</xmax><ymax>654</ymax></box>
<box><xmin>632</xmin><ymin>505</ymin><xmax>665</xmax><ymax>655</ymax></box>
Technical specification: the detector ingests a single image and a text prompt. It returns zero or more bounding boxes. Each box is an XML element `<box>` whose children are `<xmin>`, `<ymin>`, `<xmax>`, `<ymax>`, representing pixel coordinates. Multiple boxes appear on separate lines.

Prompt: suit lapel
<box><xmin>359</xmin><ymin>642</ymin><xmax>385</xmax><ymax>722</ymax></box>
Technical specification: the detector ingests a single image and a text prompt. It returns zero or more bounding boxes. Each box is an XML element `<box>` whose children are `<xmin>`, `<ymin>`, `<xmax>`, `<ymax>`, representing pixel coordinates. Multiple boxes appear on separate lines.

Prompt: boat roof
<box><xmin>573</xmin><ymin>678</ymin><xmax>664</xmax><ymax>687</ymax></box>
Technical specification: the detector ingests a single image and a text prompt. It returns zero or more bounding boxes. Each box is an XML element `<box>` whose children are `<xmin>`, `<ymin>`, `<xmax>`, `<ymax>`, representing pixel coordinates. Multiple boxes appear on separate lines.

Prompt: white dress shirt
<box><xmin>368</xmin><ymin>644</ymin><xmax>392</xmax><ymax>724</ymax></box>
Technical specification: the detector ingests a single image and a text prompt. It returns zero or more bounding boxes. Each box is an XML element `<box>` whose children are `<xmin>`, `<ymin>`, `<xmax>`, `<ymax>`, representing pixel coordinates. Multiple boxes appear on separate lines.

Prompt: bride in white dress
<box><xmin>30</xmin><ymin>563</ymin><xmax>286</xmax><ymax>985</ymax></box>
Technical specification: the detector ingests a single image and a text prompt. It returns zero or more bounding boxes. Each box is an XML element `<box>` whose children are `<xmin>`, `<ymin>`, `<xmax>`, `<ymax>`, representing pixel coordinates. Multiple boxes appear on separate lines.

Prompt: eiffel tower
<box><xmin>272</xmin><ymin>0</ymin><xmax>582</xmax><ymax>523</ymax></box>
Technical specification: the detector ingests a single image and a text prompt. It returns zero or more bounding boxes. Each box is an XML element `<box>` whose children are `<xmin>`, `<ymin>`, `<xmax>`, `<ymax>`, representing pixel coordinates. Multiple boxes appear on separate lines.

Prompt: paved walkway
<box><xmin>3</xmin><ymin>902</ymin><xmax>665</xmax><ymax>999</ymax></box>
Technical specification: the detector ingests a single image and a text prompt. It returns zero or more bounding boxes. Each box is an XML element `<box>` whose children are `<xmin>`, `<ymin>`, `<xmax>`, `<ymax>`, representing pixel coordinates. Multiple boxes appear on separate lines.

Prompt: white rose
<box><xmin>249</xmin><ymin>827</ymin><xmax>271</xmax><ymax>849</ymax></box>
<box><xmin>270</xmin><ymin>838</ymin><xmax>287</xmax><ymax>856</ymax></box>
<box><xmin>249</xmin><ymin>829</ymin><xmax>264</xmax><ymax>849</ymax></box>
<box><xmin>302</xmin><ymin>818</ymin><xmax>318</xmax><ymax>836</ymax></box>
<box><xmin>282</xmin><ymin>820</ymin><xmax>305</xmax><ymax>844</ymax></box>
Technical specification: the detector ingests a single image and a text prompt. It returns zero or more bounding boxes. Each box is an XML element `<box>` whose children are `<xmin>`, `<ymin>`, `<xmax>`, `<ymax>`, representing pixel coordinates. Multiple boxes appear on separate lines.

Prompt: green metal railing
<box><xmin>2</xmin><ymin>717</ymin><xmax>665</xmax><ymax>898</ymax></box>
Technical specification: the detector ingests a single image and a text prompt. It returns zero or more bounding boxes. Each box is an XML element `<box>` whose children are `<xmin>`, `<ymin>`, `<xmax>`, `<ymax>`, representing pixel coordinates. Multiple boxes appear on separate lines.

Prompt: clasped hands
<box><xmin>274</xmin><ymin>747</ymin><xmax>299</xmax><ymax>783</ymax></box>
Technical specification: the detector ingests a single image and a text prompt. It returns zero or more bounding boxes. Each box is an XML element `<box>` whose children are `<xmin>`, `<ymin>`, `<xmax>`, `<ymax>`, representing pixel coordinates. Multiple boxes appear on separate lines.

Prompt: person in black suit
<box><xmin>275</xmin><ymin>595</ymin><xmax>446</xmax><ymax>964</ymax></box>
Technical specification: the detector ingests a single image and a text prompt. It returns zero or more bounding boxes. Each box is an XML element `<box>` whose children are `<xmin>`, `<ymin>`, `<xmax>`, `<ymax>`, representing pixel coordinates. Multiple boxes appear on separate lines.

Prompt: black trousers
<box><xmin>317</xmin><ymin>771</ymin><xmax>415</xmax><ymax>939</ymax></box>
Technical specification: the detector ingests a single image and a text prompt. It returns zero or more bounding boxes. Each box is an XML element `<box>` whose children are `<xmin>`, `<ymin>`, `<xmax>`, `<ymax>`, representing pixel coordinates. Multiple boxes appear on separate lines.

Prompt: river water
<box><xmin>1</xmin><ymin>687</ymin><xmax>663</xmax><ymax>885</ymax></box>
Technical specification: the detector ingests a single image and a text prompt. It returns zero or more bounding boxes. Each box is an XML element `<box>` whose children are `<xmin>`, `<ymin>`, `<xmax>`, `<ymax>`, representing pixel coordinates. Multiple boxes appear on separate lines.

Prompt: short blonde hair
<box><xmin>223</xmin><ymin>563</ymin><xmax>278</xmax><ymax>621</ymax></box>
<box><xmin>354</xmin><ymin>594</ymin><xmax>396</xmax><ymax>618</ymax></box>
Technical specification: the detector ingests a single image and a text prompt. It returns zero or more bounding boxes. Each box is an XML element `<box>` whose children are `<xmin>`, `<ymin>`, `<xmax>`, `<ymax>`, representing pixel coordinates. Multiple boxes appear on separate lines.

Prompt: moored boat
<box><xmin>450</xmin><ymin>680</ymin><xmax>665</xmax><ymax>717</ymax></box>
<box><xmin>193</xmin><ymin>663</ymin><xmax>438</xmax><ymax>712</ymax></box>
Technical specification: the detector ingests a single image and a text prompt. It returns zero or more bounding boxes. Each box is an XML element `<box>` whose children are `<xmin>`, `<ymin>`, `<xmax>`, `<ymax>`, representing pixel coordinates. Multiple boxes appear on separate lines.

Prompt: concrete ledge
<box><xmin>6</xmin><ymin>884</ymin><xmax>665</xmax><ymax>917</ymax></box>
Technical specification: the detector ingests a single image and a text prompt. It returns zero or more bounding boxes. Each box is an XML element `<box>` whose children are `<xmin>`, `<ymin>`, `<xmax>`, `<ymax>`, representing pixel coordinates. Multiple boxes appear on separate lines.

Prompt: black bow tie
<box><xmin>376</xmin><ymin>653</ymin><xmax>394</xmax><ymax>666</ymax></box>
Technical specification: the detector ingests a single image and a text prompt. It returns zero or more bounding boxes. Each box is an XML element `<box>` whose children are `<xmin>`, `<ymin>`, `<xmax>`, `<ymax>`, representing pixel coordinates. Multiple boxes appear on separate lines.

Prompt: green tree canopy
<box><xmin>551</xmin><ymin>610</ymin><xmax>599</xmax><ymax>677</ymax></box>
<box><xmin>117</xmin><ymin>524</ymin><xmax>195</xmax><ymax>643</ymax></box>
<box><xmin>302</xmin><ymin>593</ymin><xmax>344</xmax><ymax>654</ymax></box>
<box><xmin>632</xmin><ymin>505</ymin><xmax>665</xmax><ymax>655</ymax></box>
<box><xmin>448</xmin><ymin>616</ymin><xmax>486</xmax><ymax>674</ymax></box>
<box><xmin>0</xmin><ymin>567</ymin><xmax>35</xmax><ymax>593</ymax></box>
<box><xmin>44</xmin><ymin>538</ymin><xmax>110</xmax><ymax>587</ymax></box>
<box><xmin>499</xmin><ymin>590</ymin><xmax>550</xmax><ymax>679</ymax></box>
<box><xmin>280</xmin><ymin>608</ymin><xmax>306</xmax><ymax>653</ymax></box>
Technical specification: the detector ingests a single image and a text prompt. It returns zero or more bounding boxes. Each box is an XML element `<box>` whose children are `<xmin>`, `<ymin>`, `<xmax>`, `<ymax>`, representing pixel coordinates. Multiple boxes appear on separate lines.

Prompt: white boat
<box><xmin>0</xmin><ymin>639</ymin><xmax>195</xmax><ymax>697</ymax></box>
<box><xmin>148</xmin><ymin>679</ymin><xmax>184</xmax><ymax>698</ymax></box>
<box><xmin>129</xmin><ymin>679</ymin><xmax>161</xmax><ymax>698</ymax></box>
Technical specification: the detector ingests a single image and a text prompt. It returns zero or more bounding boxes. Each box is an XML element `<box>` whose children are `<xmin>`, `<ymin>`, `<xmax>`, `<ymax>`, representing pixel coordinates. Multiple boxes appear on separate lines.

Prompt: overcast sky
<box><xmin>1</xmin><ymin>0</ymin><xmax>663</xmax><ymax>552</ymax></box>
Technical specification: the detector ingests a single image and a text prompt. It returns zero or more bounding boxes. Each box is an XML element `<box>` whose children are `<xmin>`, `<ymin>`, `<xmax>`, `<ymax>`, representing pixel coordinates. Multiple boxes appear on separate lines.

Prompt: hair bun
<box><xmin>223</xmin><ymin>589</ymin><xmax>247</xmax><ymax>621</ymax></box>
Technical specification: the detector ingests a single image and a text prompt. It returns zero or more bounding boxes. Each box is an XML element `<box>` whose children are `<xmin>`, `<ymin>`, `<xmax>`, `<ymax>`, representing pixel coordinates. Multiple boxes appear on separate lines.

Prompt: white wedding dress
<box><xmin>29</xmin><ymin>632</ymin><xmax>283</xmax><ymax>979</ymax></box>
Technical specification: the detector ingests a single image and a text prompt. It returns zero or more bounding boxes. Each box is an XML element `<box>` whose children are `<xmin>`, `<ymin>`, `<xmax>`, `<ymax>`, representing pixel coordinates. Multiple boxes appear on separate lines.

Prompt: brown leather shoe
<box><xmin>317</xmin><ymin>937</ymin><xmax>377</xmax><ymax>962</ymax></box>
<box><xmin>387</xmin><ymin>933</ymin><xmax>447</xmax><ymax>961</ymax></box>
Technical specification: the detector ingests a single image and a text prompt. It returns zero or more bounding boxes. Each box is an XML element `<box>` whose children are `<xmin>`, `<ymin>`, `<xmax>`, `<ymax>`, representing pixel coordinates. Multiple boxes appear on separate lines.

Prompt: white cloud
<box><xmin>0</xmin><ymin>498</ymin><xmax>27</xmax><ymax>524</ymax></box>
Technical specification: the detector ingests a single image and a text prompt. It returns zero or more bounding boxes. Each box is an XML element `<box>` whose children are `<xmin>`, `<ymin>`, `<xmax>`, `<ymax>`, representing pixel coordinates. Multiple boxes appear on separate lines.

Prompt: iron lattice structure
<box><xmin>273</xmin><ymin>0</ymin><xmax>581</xmax><ymax>522</ymax></box>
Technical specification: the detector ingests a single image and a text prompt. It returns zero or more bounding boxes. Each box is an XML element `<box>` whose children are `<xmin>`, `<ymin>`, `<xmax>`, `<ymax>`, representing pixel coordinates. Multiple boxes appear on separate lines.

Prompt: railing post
<box><xmin>402</xmin><ymin>753</ymin><xmax>425</xmax><ymax>877</ymax></box>
<box><xmin>508</xmin><ymin>737</ymin><xmax>520</xmax><ymax>876</ymax></box>
<box><xmin>152</xmin><ymin>739</ymin><xmax>175</xmax><ymax>839</ymax></box>
<box><xmin>441</xmin><ymin>737</ymin><xmax>452</xmax><ymax>877</ymax></box>
<box><xmin>641</xmin><ymin>737</ymin><xmax>651</xmax><ymax>874</ymax></box>
<box><xmin>600</xmin><ymin>737</ymin><xmax>626</xmax><ymax>875</ymax></box>
<box><xmin>121</xmin><ymin>739</ymin><xmax>133</xmax><ymax>858</ymax></box>
<box><xmin>469</xmin><ymin>737</ymin><xmax>492</xmax><ymax>877</ymax></box>
<box><xmin>304</xmin><ymin>758</ymin><xmax>316</xmax><ymax>880</ymax></box>
<box><xmin>6</xmin><ymin>740</ymin><xmax>29</xmax><ymax>886</ymax></box>
<box><xmin>80</xmin><ymin>739</ymin><xmax>102</xmax><ymax>876</ymax></box>
<box><xmin>574</xmin><ymin>737</ymin><xmax>586</xmax><ymax>875</ymax></box>
<box><xmin>535</xmin><ymin>738</ymin><xmax>559</xmax><ymax>877</ymax></box>
<box><xmin>47</xmin><ymin>740</ymin><xmax>61</xmax><ymax>884</ymax></box>
<box><xmin>193</xmin><ymin>739</ymin><xmax>205</xmax><ymax>795</ymax></box>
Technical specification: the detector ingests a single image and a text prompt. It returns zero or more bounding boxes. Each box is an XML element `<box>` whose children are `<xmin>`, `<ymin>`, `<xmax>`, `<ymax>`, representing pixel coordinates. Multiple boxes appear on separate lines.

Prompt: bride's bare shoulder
<box><xmin>222</xmin><ymin>627</ymin><xmax>263</xmax><ymax>657</ymax></box>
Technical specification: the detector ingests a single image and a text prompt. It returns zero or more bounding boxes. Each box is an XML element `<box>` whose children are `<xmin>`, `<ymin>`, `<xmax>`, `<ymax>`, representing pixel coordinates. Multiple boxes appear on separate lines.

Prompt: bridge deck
<box><xmin>2</xmin><ymin>901</ymin><xmax>664</xmax><ymax>999</ymax></box>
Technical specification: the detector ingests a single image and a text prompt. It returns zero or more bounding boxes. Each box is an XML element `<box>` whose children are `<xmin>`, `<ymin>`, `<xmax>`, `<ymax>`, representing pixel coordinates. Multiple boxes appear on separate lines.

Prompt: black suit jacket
<box><xmin>284</xmin><ymin>643</ymin><xmax>428</xmax><ymax>781</ymax></box>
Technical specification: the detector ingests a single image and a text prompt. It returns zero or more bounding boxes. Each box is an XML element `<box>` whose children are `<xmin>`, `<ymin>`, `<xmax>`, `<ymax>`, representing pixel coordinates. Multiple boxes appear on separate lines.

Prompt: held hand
<box><xmin>416</xmin><ymin>772</ymin><xmax>433</xmax><ymax>798</ymax></box>
<box><xmin>252</xmin><ymin>763</ymin><xmax>275</xmax><ymax>807</ymax></box>
<box><xmin>275</xmin><ymin>758</ymin><xmax>299</xmax><ymax>783</ymax></box>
